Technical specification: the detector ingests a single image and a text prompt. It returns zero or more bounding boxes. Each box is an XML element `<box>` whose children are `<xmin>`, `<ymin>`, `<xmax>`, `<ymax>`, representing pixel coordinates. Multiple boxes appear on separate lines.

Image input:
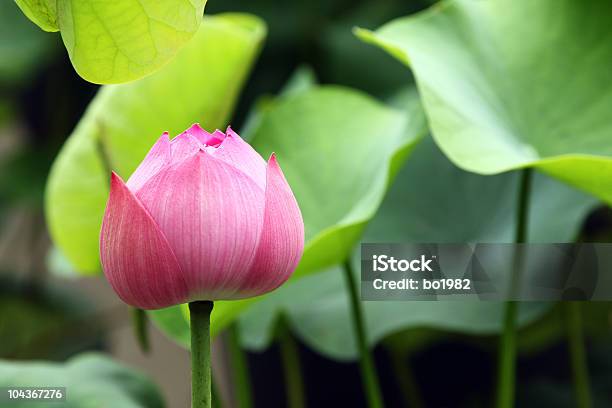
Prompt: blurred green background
<box><xmin>1</xmin><ymin>0</ymin><xmax>611</xmax><ymax>407</ymax></box>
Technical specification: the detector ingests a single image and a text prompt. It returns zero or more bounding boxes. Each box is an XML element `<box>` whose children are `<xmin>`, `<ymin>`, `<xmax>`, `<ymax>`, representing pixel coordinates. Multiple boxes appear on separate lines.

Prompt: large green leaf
<box><xmin>15</xmin><ymin>0</ymin><xmax>208</xmax><ymax>84</ymax></box>
<box><xmin>238</xmin><ymin>137</ymin><xmax>598</xmax><ymax>360</ymax></box>
<box><xmin>251</xmin><ymin>87</ymin><xmax>425</xmax><ymax>278</ymax></box>
<box><xmin>364</xmin><ymin>139</ymin><xmax>599</xmax><ymax>245</ymax></box>
<box><xmin>45</xmin><ymin>13</ymin><xmax>266</xmax><ymax>274</ymax></box>
<box><xmin>13</xmin><ymin>0</ymin><xmax>58</xmax><ymax>31</ymax></box>
<box><xmin>150</xmin><ymin>85</ymin><xmax>427</xmax><ymax>344</ymax></box>
<box><xmin>239</xmin><ymin>266</ymin><xmax>547</xmax><ymax>361</ymax></box>
<box><xmin>0</xmin><ymin>353</ymin><xmax>164</xmax><ymax>407</ymax></box>
<box><xmin>357</xmin><ymin>0</ymin><xmax>612</xmax><ymax>204</ymax></box>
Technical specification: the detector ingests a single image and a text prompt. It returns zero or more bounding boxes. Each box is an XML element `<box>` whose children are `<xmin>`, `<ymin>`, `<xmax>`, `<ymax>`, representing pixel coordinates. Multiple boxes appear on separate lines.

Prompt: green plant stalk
<box><xmin>278</xmin><ymin>318</ymin><xmax>306</xmax><ymax>408</ymax></box>
<box><xmin>228</xmin><ymin>325</ymin><xmax>253</xmax><ymax>408</ymax></box>
<box><xmin>211</xmin><ymin>377</ymin><xmax>222</xmax><ymax>408</ymax></box>
<box><xmin>497</xmin><ymin>301</ymin><xmax>518</xmax><ymax>408</ymax></box>
<box><xmin>190</xmin><ymin>301</ymin><xmax>214</xmax><ymax>408</ymax></box>
<box><xmin>130</xmin><ymin>307</ymin><xmax>150</xmax><ymax>354</ymax></box>
<box><xmin>390</xmin><ymin>351</ymin><xmax>424</xmax><ymax>408</ymax></box>
<box><xmin>343</xmin><ymin>259</ymin><xmax>384</xmax><ymax>408</ymax></box>
<box><xmin>565</xmin><ymin>302</ymin><xmax>592</xmax><ymax>408</ymax></box>
<box><xmin>496</xmin><ymin>168</ymin><xmax>532</xmax><ymax>408</ymax></box>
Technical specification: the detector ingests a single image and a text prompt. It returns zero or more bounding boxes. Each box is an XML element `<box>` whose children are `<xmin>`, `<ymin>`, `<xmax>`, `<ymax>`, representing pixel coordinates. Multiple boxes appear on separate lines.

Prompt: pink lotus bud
<box><xmin>100</xmin><ymin>124</ymin><xmax>304</xmax><ymax>309</ymax></box>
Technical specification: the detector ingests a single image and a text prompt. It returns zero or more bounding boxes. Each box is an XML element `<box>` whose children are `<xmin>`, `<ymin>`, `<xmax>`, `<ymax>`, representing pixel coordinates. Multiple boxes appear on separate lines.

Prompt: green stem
<box><xmin>515</xmin><ymin>169</ymin><xmax>532</xmax><ymax>244</ymax></box>
<box><xmin>497</xmin><ymin>301</ymin><xmax>518</xmax><ymax>408</ymax></box>
<box><xmin>130</xmin><ymin>307</ymin><xmax>150</xmax><ymax>354</ymax></box>
<box><xmin>389</xmin><ymin>350</ymin><xmax>424</xmax><ymax>408</ymax></box>
<box><xmin>565</xmin><ymin>302</ymin><xmax>592</xmax><ymax>408</ymax></box>
<box><xmin>497</xmin><ymin>168</ymin><xmax>532</xmax><ymax>408</ymax></box>
<box><xmin>190</xmin><ymin>301</ymin><xmax>214</xmax><ymax>408</ymax></box>
<box><xmin>278</xmin><ymin>318</ymin><xmax>306</xmax><ymax>408</ymax></box>
<box><xmin>228</xmin><ymin>325</ymin><xmax>253</xmax><ymax>408</ymax></box>
<box><xmin>343</xmin><ymin>259</ymin><xmax>384</xmax><ymax>408</ymax></box>
<box><xmin>211</xmin><ymin>377</ymin><xmax>222</xmax><ymax>408</ymax></box>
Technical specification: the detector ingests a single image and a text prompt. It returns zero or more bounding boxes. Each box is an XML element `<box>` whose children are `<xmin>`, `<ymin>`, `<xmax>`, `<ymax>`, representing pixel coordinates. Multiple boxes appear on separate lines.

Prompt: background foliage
<box><xmin>2</xmin><ymin>0</ymin><xmax>611</xmax><ymax>406</ymax></box>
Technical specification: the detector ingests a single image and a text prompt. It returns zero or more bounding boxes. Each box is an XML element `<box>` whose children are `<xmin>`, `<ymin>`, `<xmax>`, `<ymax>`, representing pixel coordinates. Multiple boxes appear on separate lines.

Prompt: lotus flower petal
<box><xmin>170</xmin><ymin>130</ymin><xmax>203</xmax><ymax>164</ymax></box>
<box><xmin>186</xmin><ymin>123</ymin><xmax>225</xmax><ymax>147</ymax></box>
<box><xmin>135</xmin><ymin>149</ymin><xmax>266</xmax><ymax>300</ymax></box>
<box><xmin>100</xmin><ymin>173</ymin><xmax>187</xmax><ymax>309</ymax></box>
<box><xmin>241</xmin><ymin>154</ymin><xmax>304</xmax><ymax>295</ymax></box>
<box><xmin>101</xmin><ymin>124</ymin><xmax>304</xmax><ymax>307</ymax></box>
<box><xmin>126</xmin><ymin>133</ymin><xmax>171</xmax><ymax>192</ymax></box>
<box><xmin>210</xmin><ymin>127</ymin><xmax>267</xmax><ymax>188</ymax></box>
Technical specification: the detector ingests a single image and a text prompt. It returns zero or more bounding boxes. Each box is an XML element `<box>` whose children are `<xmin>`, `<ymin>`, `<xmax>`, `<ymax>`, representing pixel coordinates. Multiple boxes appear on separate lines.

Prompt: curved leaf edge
<box><xmin>356</xmin><ymin>4</ymin><xmax>612</xmax><ymax>205</ymax></box>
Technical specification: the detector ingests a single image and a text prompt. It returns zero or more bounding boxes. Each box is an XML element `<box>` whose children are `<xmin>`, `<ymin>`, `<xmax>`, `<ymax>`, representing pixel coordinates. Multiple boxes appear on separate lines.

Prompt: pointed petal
<box><xmin>136</xmin><ymin>151</ymin><xmax>266</xmax><ymax>300</ymax></box>
<box><xmin>211</xmin><ymin>127</ymin><xmax>267</xmax><ymax>188</ymax></box>
<box><xmin>100</xmin><ymin>173</ymin><xmax>187</xmax><ymax>309</ymax></box>
<box><xmin>186</xmin><ymin>123</ymin><xmax>225</xmax><ymax>147</ymax></box>
<box><xmin>170</xmin><ymin>131</ymin><xmax>201</xmax><ymax>163</ymax></box>
<box><xmin>240</xmin><ymin>154</ymin><xmax>304</xmax><ymax>295</ymax></box>
<box><xmin>126</xmin><ymin>132</ymin><xmax>171</xmax><ymax>192</ymax></box>
<box><xmin>209</xmin><ymin>130</ymin><xmax>227</xmax><ymax>145</ymax></box>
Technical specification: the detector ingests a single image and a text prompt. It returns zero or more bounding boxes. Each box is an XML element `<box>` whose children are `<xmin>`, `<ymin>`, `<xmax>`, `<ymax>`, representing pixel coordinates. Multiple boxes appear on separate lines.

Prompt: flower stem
<box><xmin>564</xmin><ymin>302</ymin><xmax>592</xmax><ymax>408</ymax></box>
<box><xmin>130</xmin><ymin>307</ymin><xmax>150</xmax><ymax>354</ymax></box>
<box><xmin>343</xmin><ymin>259</ymin><xmax>384</xmax><ymax>408</ymax></box>
<box><xmin>389</xmin><ymin>350</ymin><xmax>424</xmax><ymax>408</ymax></box>
<box><xmin>278</xmin><ymin>317</ymin><xmax>306</xmax><ymax>408</ymax></box>
<box><xmin>497</xmin><ymin>301</ymin><xmax>518</xmax><ymax>408</ymax></box>
<box><xmin>190</xmin><ymin>301</ymin><xmax>214</xmax><ymax>408</ymax></box>
<box><xmin>211</xmin><ymin>378</ymin><xmax>222</xmax><ymax>408</ymax></box>
<box><xmin>228</xmin><ymin>325</ymin><xmax>253</xmax><ymax>408</ymax></box>
<box><xmin>496</xmin><ymin>168</ymin><xmax>532</xmax><ymax>408</ymax></box>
